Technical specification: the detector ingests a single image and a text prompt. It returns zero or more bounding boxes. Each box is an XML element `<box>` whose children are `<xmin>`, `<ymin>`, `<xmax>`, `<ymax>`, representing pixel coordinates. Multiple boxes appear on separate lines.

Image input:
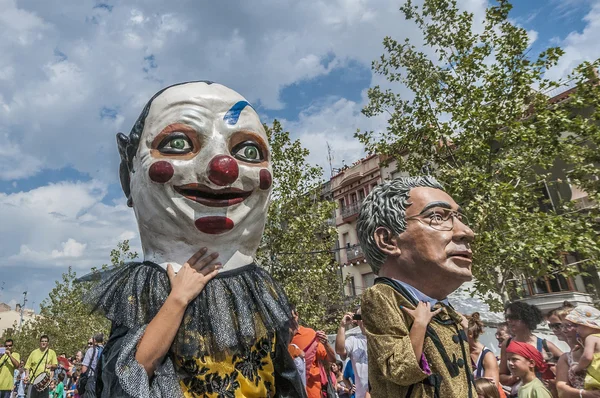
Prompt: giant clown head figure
<box><xmin>117</xmin><ymin>81</ymin><xmax>272</xmax><ymax>272</ymax></box>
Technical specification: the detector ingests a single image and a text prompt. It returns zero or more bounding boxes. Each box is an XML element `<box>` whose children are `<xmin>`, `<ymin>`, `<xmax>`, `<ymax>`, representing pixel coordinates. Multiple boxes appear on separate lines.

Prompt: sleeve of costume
<box><xmin>272</xmin><ymin>330</ymin><xmax>308</xmax><ymax>398</ymax></box>
<box><xmin>97</xmin><ymin>323</ymin><xmax>182</xmax><ymax>398</ymax></box>
<box><xmin>361</xmin><ymin>286</ymin><xmax>429</xmax><ymax>387</ymax></box>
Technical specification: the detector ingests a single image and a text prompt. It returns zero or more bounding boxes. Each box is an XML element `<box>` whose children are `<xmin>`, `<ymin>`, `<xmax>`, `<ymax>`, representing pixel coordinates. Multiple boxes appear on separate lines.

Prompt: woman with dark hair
<box><xmin>466</xmin><ymin>312</ymin><xmax>506</xmax><ymax>397</ymax></box>
<box><xmin>554</xmin><ymin>304</ymin><xmax>600</xmax><ymax>397</ymax></box>
<box><xmin>499</xmin><ymin>302</ymin><xmax>563</xmax><ymax>396</ymax></box>
<box><xmin>332</xmin><ymin>360</ymin><xmax>351</xmax><ymax>398</ymax></box>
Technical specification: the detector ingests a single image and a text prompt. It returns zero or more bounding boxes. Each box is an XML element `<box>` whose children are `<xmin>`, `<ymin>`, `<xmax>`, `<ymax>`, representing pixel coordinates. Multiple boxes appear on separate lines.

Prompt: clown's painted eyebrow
<box><xmin>418</xmin><ymin>201</ymin><xmax>463</xmax><ymax>215</ymax></box>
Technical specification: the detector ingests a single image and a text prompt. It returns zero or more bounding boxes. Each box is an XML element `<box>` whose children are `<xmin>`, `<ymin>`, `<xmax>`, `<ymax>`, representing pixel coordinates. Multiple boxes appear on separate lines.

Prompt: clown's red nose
<box><xmin>208</xmin><ymin>155</ymin><xmax>239</xmax><ymax>186</ymax></box>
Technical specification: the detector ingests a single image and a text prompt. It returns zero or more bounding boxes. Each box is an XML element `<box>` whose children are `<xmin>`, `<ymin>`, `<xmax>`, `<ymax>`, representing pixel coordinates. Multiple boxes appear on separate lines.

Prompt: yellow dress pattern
<box><xmin>176</xmin><ymin>335</ymin><xmax>276</xmax><ymax>398</ymax></box>
<box><xmin>585</xmin><ymin>334</ymin><xmax>600</xmax><ymax>390</ymax></box>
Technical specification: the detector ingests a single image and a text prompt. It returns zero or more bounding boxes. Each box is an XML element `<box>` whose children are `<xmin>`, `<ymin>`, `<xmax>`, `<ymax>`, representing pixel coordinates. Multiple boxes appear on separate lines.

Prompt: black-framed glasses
<box><xmin>88</xmin><ymin>342</ymin><xmax>93</xmax><ymax>346</ymax></box>
<box><xmin>548</xmin><ymin>323</ymin><xmax>562</xmax><ymax>330</ymax></box>
<box><xmin>406</xmin><ymin>209</ymin><xmax>470</xmax><ymax>231</ymax></box>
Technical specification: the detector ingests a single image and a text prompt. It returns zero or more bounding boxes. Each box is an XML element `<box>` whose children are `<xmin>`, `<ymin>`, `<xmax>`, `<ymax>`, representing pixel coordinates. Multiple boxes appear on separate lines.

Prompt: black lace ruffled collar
<box><xmin>86</xmin><ymin>261</ymin><xmax>293</xmax><ymax>360</ymax></box>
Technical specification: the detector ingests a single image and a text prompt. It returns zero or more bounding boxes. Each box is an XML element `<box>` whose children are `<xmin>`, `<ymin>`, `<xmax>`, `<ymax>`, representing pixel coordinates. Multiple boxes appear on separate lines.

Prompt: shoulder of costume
<box><xmin>84</xmin><ymin>261</ymin><xmax>170</xmax><ymax>328</ymax></box>
<box><xmin>371</xmin><ymin>277</ymin><xmax>418</xmax><ymax>306</ymax></box>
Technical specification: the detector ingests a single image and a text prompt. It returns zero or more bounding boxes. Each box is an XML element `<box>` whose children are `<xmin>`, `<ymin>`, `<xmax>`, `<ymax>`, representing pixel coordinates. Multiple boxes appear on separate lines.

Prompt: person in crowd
<box><xmin>343</xmin><ymin>359</ymin><xmax>356</xmax><ymax>398</ymax></box>
<box><xmin>80</xmin><ymin>334</ymin><xmax>103</xmax><ymax>398</ymax></box>
<box><xmin>288</xmin><ymin>309</ymin><xmax>307</xmax><ymax>389</ymax></box>
<box><xmin>65</xmin><ymin>372</ymin><xmax>79</xmax><ymax>398</ymax></box>
<box><xmin>290</xmin><ymin>307</ymin><xmax>336</xmax><ymax>398</ymax></box>
<box><xmin>554</xmin><ymin>304</ymin><xmax>600</xmax><ymax>397</ymax></box>
<box><xmin>0</xmin><ymin>339</ymin><xmax>20</xmax><ymax>398</ymax></box>
<box><xmin>547</xmin><ymin>302</ymin><xmax>575</xmax><ymax>343</ymax></box>
<box><xmin>500</xmin><ymin>302</ymin><xmax>563</xmax><ymax>394</ymax></box>
<box><xmin>475</xmin><ymin>378</ymin><xmax>501</xmax><ymax>398</ymax></box>
<box><xmin>24</xmin><ymin>335</ymin><xmax>57</xmax><ymax>398</ymax></box>
<box><xmin>497</xmin><ymin>323</ymin><xmax>512</xmax><ymax>349</ymax></box>
<box><xmin>566</xmin><ymin>305</ymin><xmax>600</xmax><ymax>391</ymax></box>
<box><xmin>335</xmin><ymin>308</ymin><xmax>368</xmax><ymax>398</ymax></box>
<box><xmin>466</xmin><ymin>313</ymin><xmax>506</xmax><ymax>397</ymax></box>
<box><xmin>332</xmin><ymin>360</ymin><xmax>351</xmax><ymax>398</ymax></box>
<box><xmin>51</xmin><ymin>374</ymin><xmax>65</xmax><ymax>398</ymax></box>
<box><xmin>13</xmin><ymin>360</ymin><xmax>26</xmax><ymax>398</ymax></box>
<box><xmin>357</xmin><ymin>176</ymin><xmax>475</xmax><ymax>397</ymax></box>
<box><xmin>506</xmin><ymin>340</ymin><xmax>552</xmax><ymax>398</ymax></box>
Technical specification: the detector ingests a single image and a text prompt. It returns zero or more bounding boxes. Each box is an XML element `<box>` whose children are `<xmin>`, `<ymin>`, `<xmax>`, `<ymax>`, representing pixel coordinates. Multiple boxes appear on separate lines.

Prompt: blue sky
<box><xmin>0</xmin><ymin>0</ymin><xmax>598</xmax><ymax>312</ymax></box>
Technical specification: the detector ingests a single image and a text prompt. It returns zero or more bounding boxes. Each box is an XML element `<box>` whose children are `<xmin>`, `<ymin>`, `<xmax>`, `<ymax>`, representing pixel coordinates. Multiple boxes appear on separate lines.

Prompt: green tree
<box><xmin>358</xmin><ymin>0</ymin><xmax>600</xmax><ymax>308</ymax></box>
<box><xmin>258</xmin><ymin>120</ymin><xmax>343</xmax><ymax>332</ymax></box>
<box><xmin>6</xmin><ymin>240</ymin><xmax>138</xmax><ymax>357</ymax></box>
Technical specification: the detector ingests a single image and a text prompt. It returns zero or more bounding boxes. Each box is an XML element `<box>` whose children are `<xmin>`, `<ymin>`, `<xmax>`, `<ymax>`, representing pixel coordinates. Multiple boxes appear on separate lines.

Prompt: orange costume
<box><xmin>291</xmin><ymin>326</ymin><xmax>328</xmax><ymax>398</ymax></box>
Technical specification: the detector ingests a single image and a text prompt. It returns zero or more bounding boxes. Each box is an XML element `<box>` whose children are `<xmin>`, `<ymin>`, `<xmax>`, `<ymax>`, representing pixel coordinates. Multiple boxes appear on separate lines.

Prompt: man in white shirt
<box><xmin>335</xmin><ymin>307</ymin><xmax>369</xmax><ymax>398</ymax></box>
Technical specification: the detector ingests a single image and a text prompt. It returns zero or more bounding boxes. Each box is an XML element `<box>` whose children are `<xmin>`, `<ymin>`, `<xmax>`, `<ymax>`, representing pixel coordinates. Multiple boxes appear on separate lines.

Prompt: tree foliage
<box><xmin>5</xmin><ymin>241</ymin><xmax>138</xmax><ymax>357</ymax></box>
<box><xmin>358</xmin><ymin>0</ymin><xmax>600</xmax><ymax>308</ymax></box>
<box><xmin>258</xmin><ymin>120</ymin><xmax>343</xmax><ymax>332</ymax></box>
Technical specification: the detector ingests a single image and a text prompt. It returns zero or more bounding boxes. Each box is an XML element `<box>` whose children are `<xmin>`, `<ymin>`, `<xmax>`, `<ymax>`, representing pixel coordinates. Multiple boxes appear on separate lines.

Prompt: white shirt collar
<box><xmin>393</xmin><ymin>278</ymin><xmax>450</xmax><ymax>306</ymax></box>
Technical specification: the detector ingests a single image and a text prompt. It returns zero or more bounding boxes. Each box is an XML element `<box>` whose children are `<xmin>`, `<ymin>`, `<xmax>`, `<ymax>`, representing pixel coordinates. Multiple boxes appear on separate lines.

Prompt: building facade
<box><xmin>330</xmin><ymin>155</ymin><xmax>404</xmax><ymax>297</ymax></box>
<box><xmin>0</xmin><ymin>303</ymin><xmax>37</xmax><ymax>337</ymax></box>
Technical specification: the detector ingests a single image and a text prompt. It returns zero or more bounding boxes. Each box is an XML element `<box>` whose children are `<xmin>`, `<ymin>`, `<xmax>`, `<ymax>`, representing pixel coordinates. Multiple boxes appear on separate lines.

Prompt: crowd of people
<box><xmin>0</xmin><ymin>333</ymin><xmax>104</xmax><ymax>398</ymax></box>
<box><xmin>284</xmin><ymin>297</ymin><xmax>600</xmax><ymax>398</ymax></box>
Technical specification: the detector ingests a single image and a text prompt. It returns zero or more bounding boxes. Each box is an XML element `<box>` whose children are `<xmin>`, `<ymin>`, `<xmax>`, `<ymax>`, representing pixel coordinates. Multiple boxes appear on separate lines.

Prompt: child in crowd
<box><xmin>506</xmin><ymin>340</ymin><xmax>552</xmax><ymax>398</ymax></box>
<box><xmin>50</xmin><ymin>373</ymin><xmax>65</xmax><ymax>398</ymax></box>
<box><xmin>566</xmin><ymin>305</ymin><xmax>600</xmax><ymax>390</ymax></box>
<box><xmin>475</xmin><ymin>378</ymin><xmax>501</xmax><ymax>398</ymax></box>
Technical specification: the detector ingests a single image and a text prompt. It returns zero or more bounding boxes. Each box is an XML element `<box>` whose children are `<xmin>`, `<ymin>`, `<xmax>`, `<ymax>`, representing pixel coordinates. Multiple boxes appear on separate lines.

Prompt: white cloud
<box><xmin>0</xmin><ymin>180</ymin><xmax>138</xmax><ymax>269</ymax></box>
<box><xmin>545</xmin><ymin>1</ymin><xmax>600</xmax><ymax>81</ymax></box>
<box><xmin>0</xmin><ymin>0</ymin><xmax>488</xmax><ymax>181</ymax></box>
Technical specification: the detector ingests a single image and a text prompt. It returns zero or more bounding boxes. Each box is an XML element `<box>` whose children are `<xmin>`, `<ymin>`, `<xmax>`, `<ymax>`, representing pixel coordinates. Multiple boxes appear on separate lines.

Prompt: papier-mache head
<box><xmin>117</xmin><ymin>81</ymin><xmax>272</xmax><ymax>271</ymax></box>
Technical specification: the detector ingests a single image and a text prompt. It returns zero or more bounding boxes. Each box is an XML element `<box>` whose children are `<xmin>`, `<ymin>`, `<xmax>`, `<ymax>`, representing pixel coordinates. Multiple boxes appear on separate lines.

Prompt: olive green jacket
<box><xmin>362</xmin><ymin>278</ymin><xmax>474</xmax><ymax>398</ymax></box>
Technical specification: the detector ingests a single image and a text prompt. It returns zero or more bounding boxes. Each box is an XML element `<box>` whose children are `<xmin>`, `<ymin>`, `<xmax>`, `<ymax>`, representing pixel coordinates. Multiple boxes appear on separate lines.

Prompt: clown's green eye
<box><xmin>232</xmin><ymin>141</ymin><xmax>263</xmax><ymax>163</ymax></box>
<box><xmin>158</xmin><ymin>133</ymin><xmax>193</xmax><ymax>154</ymax></box>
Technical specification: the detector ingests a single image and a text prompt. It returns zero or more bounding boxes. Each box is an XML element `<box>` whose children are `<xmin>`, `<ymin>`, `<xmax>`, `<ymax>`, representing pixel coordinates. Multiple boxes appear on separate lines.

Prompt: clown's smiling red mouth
<box><xmin>174</xmin><ymin>184</ymin><xmax>252</xmax><ymax>207</ymax></box>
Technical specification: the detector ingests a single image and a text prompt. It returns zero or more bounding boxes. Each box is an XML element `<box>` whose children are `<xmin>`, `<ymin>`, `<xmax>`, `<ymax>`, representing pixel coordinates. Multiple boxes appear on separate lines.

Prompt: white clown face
<box><xmin>128</xmin><ymin>82</ymin><xmax>272</xmax><ymax>271</ymax></box>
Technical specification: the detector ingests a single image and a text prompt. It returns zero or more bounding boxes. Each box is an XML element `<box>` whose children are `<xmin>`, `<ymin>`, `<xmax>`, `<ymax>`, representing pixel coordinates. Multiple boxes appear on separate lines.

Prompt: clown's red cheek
<box><xmin>259</xmin><ymin>169</ymin><xmax>272</xmax><ymax>190</ymax></box>
<box><xmin>148</xmin><ymin>161</ymin><xmax>174</xmax><ymax>183</ymax></box>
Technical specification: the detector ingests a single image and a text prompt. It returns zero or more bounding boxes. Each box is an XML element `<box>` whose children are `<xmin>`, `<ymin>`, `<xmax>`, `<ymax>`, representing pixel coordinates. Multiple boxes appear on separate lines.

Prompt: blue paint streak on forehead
<box><xmin>223</xmin><ymin>100</ymin><xmax>253</xmax><ymax>125</ymax></box>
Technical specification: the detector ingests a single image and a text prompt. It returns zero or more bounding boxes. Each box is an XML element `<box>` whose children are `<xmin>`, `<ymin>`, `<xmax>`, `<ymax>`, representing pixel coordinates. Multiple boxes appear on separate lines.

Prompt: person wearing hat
<box><xmin>566</xmin><ymin>305</ymin><xmax>600</xmax><ymax>391</ymax></box>
<box><xmin>506</xmin><ymin>340</ymin><xmax>552</xmax><ymax>398</ymax></box>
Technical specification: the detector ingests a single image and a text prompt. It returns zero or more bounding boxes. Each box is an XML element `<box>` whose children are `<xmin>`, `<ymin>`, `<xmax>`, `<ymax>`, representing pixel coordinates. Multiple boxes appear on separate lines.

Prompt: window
<box><xmin>347</xmin><ymin>276</ymin><xmax>356</xmax><ymax>296</ymax></box>
<box><xmin>358</xmin><ymin>189</ymin><xmax>365</xmax><ymax>201</ymax></box>
<box><xmin>339</xmin><ymin>198</ymin><xmax>345</xmax><ymax>210</ymax></box>
<box><xmin>343</xmin><ymin>233</ymin><xmax>351</xmax><ymax>248</ymax></box>
<box><xmin>351</xmin><ymin>192</ymin><xmax>358</xmax><ymax>204</ymax></box>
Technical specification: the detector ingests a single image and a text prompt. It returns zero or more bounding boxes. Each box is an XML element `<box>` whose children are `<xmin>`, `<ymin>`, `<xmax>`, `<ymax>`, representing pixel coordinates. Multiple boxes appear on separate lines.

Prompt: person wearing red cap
<box><xmin>506</xmin><ymin>341</ymin><xmax>552</xmax><ymax>398</ymax></box>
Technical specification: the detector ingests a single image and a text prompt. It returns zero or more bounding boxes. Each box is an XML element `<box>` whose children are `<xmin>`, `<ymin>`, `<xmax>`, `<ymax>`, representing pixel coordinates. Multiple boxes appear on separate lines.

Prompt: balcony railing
<box><xmin>346</xmin><ymin>245</ymin><xmax>364</xmax><ymax>261</ymax></box>
<box><xmin>341</xmin><ymin>201</ymin><xmax>361</xmax><ymax>219</ymax></box>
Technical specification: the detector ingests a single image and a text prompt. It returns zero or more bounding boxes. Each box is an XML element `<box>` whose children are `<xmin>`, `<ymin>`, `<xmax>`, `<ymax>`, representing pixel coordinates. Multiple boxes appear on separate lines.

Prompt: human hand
<box><xmin>401</xmin><ymin>301</ymin><xmax>442</xmax><ymax>327</ymax></box>
<box><xmin>584</xmin><ymin>390</ymin><xmax>600</xmax><ymax>397</ymax></box>
<box><xmin>316</xmin><ymin>331</ymin><xmax>328</xmax><ymax>345</ymax></box>
<box><xmin>341</xmin><ymin>312</ymin><xmax>354</xmax><ymax>327</ymax></box>
<box><xmin>350</xmin><ymin>384</ymin><xmax>356</xmax><ymax>394</ymax></box>
<box><xmin>167</xmin><ymin>248</ymin><xmax>221</xmax><ymax>305</ymax></box>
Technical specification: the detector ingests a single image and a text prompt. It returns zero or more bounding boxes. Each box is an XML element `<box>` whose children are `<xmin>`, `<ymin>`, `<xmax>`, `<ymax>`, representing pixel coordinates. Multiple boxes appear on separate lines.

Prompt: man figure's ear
<box><xmin>374</xmin><ymin>227</ymin><xmax>402</xmax><ymax>256</ymax></box>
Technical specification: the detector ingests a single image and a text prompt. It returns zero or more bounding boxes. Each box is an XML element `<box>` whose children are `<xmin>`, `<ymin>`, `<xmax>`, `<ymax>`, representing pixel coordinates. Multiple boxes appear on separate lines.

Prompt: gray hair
<box><xmin>356</xmin><ymin>176</ymin><xmax>444</xmax><ymax>274</ymax></box>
